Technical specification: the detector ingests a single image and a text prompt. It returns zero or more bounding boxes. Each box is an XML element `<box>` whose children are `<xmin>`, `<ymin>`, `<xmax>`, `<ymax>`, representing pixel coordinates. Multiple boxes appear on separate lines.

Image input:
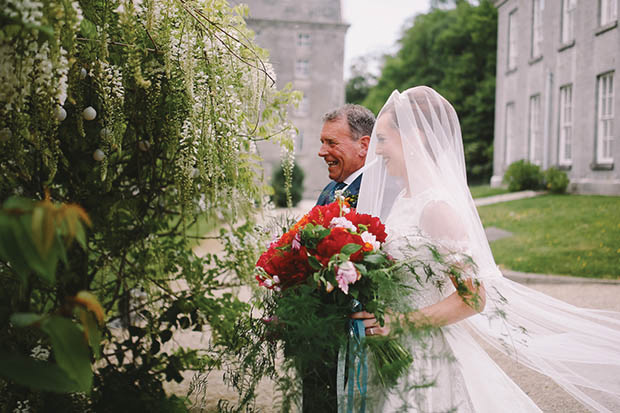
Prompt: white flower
<box><xmin>13</xmin><ymin>399</ymin><xmax>31</xmax><ymax>413</ymax></box>
<box><xmin>273</xmin><ymin>275</ymin><xmax>280</xmax><ymax>284</ymax></box>
<box><xmin>329</xmin><ymin>216</ymin><xmax>356</xmax><ymax>232</ymax></box>
<box><xmin>360</xmin><ymin>231</ymin><xmax>381</xmax><ymax>251</ymax></box>
<box><xmin>83</xmin><ymin>106</ymin><xmax>97</xmax><ymax>120</ymax></box>
<box><xmin>334</xmin><ymin>189</ymin><xmax>345</xmax><ymax>202</ymax></box>
<box><xmin>197</xmin><ymin>194</ymin><xmax>206</xmax><ymax>212</ymax></box>
<box><xmin>30</xmin><ymin>343</ymin><xmax>50</xmax><ymax>361</ymax></box>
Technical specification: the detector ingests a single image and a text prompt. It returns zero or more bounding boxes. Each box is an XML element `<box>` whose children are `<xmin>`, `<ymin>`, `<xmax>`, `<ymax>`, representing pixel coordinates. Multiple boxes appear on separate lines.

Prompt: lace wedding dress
<box><xmin>371</xmin><ymin>190</ymin><xmax>476</xmax><ymax>413</ymax></box>
<box><xmin>357</xmin><ymin>86</ymin><xmax>620</xmax><ymax>412</ymax></box>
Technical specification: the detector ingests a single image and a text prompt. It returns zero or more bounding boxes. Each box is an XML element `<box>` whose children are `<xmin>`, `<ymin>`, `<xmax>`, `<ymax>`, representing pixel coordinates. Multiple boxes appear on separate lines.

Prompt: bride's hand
<box><xmin>350</xmin><ymin>311</ymin><xmax>390</xmax><ymax>336</ymax></box>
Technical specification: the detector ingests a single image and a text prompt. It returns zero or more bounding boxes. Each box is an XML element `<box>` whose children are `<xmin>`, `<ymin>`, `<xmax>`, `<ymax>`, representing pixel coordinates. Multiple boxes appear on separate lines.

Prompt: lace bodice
<box><xmin>382</xmin><ymin>190</ymin><xmax>458</xmax><ymax>309</ymax></box>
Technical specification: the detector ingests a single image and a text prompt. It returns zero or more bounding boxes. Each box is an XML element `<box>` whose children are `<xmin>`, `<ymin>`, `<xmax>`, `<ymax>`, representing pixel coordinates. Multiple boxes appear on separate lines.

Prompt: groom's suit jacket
<box><xmin>315</xmin><ymin>174</ymin><xmax>363</xmax><ymax>208</ymax></box>
<box><xmin>305</xmin><ymin>173</ymin><xmax>362</xmax><ymax>413</ymax></box>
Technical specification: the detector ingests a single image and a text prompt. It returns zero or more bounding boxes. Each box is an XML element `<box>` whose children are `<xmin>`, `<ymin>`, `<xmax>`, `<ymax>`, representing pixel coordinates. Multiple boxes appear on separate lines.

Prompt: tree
<box><xmin>345</xmin><ymin>56</ymin><xmax>378</xmax><ymax>104</ymax></box>
<box><xmin>363</xmin><ymin>0</ymin><xmax>497</xmax><ymax>183</ymax></box>
<box><xmin>272</xmin><ymin>161</ymin><xmax>305</xmax><ymax>207</ymax></box>
<box><xmin>0</xmin><ymin>0</ymin><xmax>298</xmax><ymax>410</ymax></box>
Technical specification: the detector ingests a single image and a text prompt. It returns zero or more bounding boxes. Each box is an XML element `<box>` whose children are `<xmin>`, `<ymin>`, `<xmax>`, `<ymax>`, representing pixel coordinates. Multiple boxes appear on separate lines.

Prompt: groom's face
<box><xmin>318</xmin><ymin>117</ymin><xmax>369</xmax><ymax>182</ymax></box>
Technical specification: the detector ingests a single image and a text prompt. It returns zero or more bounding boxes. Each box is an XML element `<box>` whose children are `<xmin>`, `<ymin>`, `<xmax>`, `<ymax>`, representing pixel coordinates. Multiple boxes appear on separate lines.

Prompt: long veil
<box><xmin>357</xmin><ymin>86</ymin><xmax>620</xmax><ymax>412</ymax></box>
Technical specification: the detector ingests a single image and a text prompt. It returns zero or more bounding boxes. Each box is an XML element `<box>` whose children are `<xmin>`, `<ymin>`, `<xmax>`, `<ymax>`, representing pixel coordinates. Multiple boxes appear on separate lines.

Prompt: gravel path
<box><xmin>171</xmin><ymin>278</ymin><xmax>620</xmax><ymax>412</ymax></box>
<box><xmin>480</xmin><ymin>282</ymin><xmax>620</xmax><ymax>413</ymax></box>
<box><xmin>175</xmin><ymin>193</ymin><xmax>620</xmax><ymax>412</ymax></box>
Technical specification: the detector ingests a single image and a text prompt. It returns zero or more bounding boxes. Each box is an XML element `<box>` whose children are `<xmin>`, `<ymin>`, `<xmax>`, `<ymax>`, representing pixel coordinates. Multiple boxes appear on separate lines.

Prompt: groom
<box><xmin>316</xmin><ymin>104</ymin><xmax>375</xmax><ymax>209</ymax></box>
<box><xmin>303</xmin><ymin>104</ymin><xmax>374</xmax><ymax>413</ymax></box>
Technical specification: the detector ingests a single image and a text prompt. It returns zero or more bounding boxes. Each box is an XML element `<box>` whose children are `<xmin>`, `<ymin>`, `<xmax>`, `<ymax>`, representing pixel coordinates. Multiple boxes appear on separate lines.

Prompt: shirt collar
<box><xmin>343</xmin><ymin>167</ymin><xmax>363</xmax><ymax>186</ymax></box>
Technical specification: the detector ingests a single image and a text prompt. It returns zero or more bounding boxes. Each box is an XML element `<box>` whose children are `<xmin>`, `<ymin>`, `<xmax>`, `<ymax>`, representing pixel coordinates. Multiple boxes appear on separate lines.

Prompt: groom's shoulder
<box><xmin>321</xmin><ymin>180</ymin><xmax>336</xmax><ymax>191</ymax></box>
<box><xmin>347</xmin><ymin>174</ymin><xmax>363</xmax><ymax>193</ymax></box>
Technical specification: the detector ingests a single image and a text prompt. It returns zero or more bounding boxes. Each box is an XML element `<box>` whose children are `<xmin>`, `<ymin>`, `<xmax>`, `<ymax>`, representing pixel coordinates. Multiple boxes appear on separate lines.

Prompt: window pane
<box><xmin>508</xmin><ymin>11</ymin><xmax>518</xmax><ymax>69</ymax></box>
<box><xmin>559</xmin><ymin>85</ymin><xmax>573</xmax><ymax>164</ymax></box>
<box><xmin>597</xmin><ymin>73</ymin><xmax>615</xmax><ymax>163</ymax></box>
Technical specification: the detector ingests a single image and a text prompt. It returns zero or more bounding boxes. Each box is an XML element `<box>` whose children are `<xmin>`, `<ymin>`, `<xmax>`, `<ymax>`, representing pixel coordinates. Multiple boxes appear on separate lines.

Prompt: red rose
<box><xmin>307</xmin><ymin>202</ymin><xmax>342</xmax><ymax>227</ymax></box>
<box><xmin>256</xmin><ymin>245</ymin><xmax>312</xmax><ymax>289</ymax></box>
<box><xmin>345</xmin><ymin>212</ymin><xmax>387</xmax><ymax>243</ymax></box>
<box><xmin>315</xmin><ymin>227</ymin><xmax>364</xmax><ymax>266</ymax></box>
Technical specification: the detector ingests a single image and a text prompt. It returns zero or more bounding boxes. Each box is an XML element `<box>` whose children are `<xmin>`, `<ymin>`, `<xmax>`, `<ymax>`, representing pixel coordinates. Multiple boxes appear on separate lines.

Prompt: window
<box><xmin>561</xmin><ymin>0</ymin><xmax>577</xmax><ymax>44</ymax></box>
<box><xmin>507</xmin><ymin>10</ymin><xmax>518</xmax><ymax>70</ymax></box>
<box><xmin>600</xmin><ymin>0</ymin><xmax>618</xmax><ymax>26</ymax></box>
<box><xmin>596</xmin><ymin>72</ymin><xmax>615</xmax><ymax>164</ymax></box>
<box><xmin>531</xmin><ymin>0</ymin><xmax>543</xmax><ymax>58</ymax></box>
<box><xmin>297</xmin><ymin>33</ymin><xmax>311</xmax><ymax>47</ymax></box>
<box><xmin>528</xmin><ymin>94</ymin><xmax>541</xmax><ymax>163</ymax></box>
<box><xmin>504</xmin><ymin>103</ymin><xmax>515</xmax><ymax>165</ymax></box>
<box><xmin>294</xmin><ymin>95</ymin><xmax>310</xmax><ymax>116</ymax></box>
<box><xmin>558</xmin><ymin>85</ymin><xmax>573</xmax><ymax>165</ymax></box>
<box><xmin>296</xmin><ymin>131</ymin><xmax>304</xmax><ymax>152</ymax></box>
<box><xmin>295</xmin><ymin>59</ymin><xmax>310</xmax><ymax>78</ymax></box>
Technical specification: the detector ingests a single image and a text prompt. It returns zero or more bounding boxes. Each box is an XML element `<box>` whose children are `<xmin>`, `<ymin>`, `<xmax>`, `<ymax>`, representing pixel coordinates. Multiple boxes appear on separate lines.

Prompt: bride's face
<box><xmin>375</xmin><ymin>113</ymin><xmax>407</xmax><ymax>178</ymax></box>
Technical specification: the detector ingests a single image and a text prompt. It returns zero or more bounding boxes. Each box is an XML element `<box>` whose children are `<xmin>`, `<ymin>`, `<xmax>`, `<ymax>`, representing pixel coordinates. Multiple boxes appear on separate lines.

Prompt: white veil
<box><xmin>357</xmin><ymin>86</ymin><xmax>620</xmax><ymax>412</ymax></box>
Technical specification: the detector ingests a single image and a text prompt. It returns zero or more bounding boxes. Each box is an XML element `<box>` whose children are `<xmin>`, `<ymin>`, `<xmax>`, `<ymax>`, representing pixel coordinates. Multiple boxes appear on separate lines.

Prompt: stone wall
<box><xmin>232</xmin><ymin>0</ymin><xmax>349</xmax><ymax>200</ymax></box>
<box><xmin>493</xmin><ymin>0</ymin><xmax>620</xmax><ymax>195</ymax></box>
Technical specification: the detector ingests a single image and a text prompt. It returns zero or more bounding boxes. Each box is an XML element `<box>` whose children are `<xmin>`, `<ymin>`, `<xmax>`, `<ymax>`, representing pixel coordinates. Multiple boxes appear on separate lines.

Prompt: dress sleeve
<box><xmin>419</xmin><ymin>200</ymin><xmax>477</xmax><ymax>279</ymax></box>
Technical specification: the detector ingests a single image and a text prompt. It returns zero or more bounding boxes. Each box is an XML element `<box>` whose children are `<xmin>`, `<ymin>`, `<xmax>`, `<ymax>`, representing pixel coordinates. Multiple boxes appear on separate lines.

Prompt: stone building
<box><xmin>492</xmin><ymin>0</ymin><xmax>619</xmax><ymax>194</ymax></box>
<box><xmin>231</xmin><ymin>0</ymin><xmax>349</xmax><ymax>199</ymax></box>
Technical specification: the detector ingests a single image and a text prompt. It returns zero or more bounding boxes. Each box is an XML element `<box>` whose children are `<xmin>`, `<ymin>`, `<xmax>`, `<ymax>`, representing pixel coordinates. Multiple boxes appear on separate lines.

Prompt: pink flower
<box><xmin>292</xmin><ymin>233</ymin><xmax>301</xmax><ymax>250</ymax></box>
<box><xmin>335</xmin><ymin>261</ymin><xmax>359</xmax><ymax>295</ymax></box>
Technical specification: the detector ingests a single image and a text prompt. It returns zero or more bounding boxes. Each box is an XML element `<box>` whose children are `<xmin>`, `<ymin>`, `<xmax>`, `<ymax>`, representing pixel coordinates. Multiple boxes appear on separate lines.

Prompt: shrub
<box><xmin>272</xmin><ymin>162</ymin><xmax>305</xmax><ymax>207</ymax></box>
<box><xmin>503</xmin><ymin>160</ymin><xmax>544</xmax><ymax>192</ymax></box>
<box><xmin>544</xmin><ymin>167</ymin><xmax>570</xmax><ymax>194</ymax></box>
<box><xmin>0</xmin><ymin>0</ymin><xmax>298</xmax><ymax>409</ymax></box>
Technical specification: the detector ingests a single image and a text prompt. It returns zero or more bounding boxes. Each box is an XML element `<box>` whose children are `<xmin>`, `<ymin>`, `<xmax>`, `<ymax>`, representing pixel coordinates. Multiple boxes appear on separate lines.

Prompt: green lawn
<box><xmin>478</xmin><ymin>194</ymin><xmax>620</xmax><ymax>278</ymax></box>
<box><xmin>469</xmin><ymin>185</ymin><xmax>510</xmax><ymax>199</ymax></box>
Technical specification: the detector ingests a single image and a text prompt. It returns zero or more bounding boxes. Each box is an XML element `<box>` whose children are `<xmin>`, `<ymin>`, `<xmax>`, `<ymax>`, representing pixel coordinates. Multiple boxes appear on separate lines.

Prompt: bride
<box><xmin>352</xmin><ymin>86</ymin><xmax>620</xmax><ymax>412</ymax></box>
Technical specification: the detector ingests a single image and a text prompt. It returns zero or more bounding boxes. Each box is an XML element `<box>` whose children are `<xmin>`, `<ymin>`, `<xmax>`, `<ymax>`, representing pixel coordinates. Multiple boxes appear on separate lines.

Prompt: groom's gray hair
<box><xmin>322</xmin><ymin>104</ymin><xmax>375</xmax><ymax>141</ymax></box>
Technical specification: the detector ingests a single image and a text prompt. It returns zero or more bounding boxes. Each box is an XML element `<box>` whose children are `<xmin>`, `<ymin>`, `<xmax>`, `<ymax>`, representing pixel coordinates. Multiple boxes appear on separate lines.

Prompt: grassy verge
<box><xmin>478</xmin><ymin>194</ymin><xmax>620</xmax><ymax>278</ymax></box>
<box><xmin>469</xmin><ymin>185</ymin><xmax>509</xmax><ymax>199</ymax></box>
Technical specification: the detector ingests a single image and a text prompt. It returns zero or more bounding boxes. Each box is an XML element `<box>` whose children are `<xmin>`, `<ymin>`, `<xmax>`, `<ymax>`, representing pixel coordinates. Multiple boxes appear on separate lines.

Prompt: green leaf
<box><xmin>11</xmin><ymin>216</ymin><xmax>57</xmax><ymax>283</ymax></box>
<box><xmin>74</xmin><ymin>225</ymin><xmax>87</xmax><ymax>249</ymax></box>
<box><xmin>353</xmin><ymin>263</ymin><xmax>367</xmax><ymax>273</ymax></box>
<box><xmin>80</xmin><ymin>18</ymin><xmax>97</xmax><ymax>39</ymax></box>
<box><xmin>3</xmin><ymin>196</ymin><xmax>34</xmax><ymax>210</ymax></box>
<box><xmin>0</xmin><ymin>354</ymin><xmax>82</xmax><ymax>393</ymax></box>
<box><xmin>81</xmin><ymin>311</ymin><xmax>101</xmax><ymax>359</ymax></box>
<box><xmin>40</xmin><ymin>316</ymin><xmax>92</xmax><ymax>393</ymax></box>
<box><xmin>0</xmin><ymin>216</ymin><xmax>30</xmax><ymax>282</ymax></box>
<box><xmin>341</xmin><ymin>243</ymin><xmax>362</xmax><ymax>256</ymax></box>
<box><xmin>364</xmin><ymin>254</ymin><xmax>386</xmax><ymax>265</ymax></box>
<box><xmin>307</xmin><ymin>255</ymin><xmax>322</xmax><ymax>271</ymax></box>
<box><xmin>10</xmin><ymin>313</ymin><xmax>44</xmax><ymax>327</ymax></box>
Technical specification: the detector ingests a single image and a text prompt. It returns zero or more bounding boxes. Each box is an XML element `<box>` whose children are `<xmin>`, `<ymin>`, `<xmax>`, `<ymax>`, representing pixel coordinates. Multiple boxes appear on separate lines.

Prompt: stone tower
<box><xmin>231</xmin><ymin>0</ymin><xmax>349</xmax><ymax>199</ymax></box>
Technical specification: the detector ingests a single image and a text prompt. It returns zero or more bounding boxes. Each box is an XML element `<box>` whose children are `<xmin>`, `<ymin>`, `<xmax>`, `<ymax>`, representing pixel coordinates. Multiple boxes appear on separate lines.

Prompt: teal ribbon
<box><xmin>337</xmin><ymin>302</ymin><xmax>368</xmax><ymax>413</ymax></box>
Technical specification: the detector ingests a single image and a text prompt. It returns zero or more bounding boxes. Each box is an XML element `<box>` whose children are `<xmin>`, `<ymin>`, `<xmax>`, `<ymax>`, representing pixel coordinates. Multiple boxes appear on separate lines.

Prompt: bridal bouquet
<box><xmin>254</xmin><ymin>195</ymin><xmax>413</xmax><ymax>393</ymax></box>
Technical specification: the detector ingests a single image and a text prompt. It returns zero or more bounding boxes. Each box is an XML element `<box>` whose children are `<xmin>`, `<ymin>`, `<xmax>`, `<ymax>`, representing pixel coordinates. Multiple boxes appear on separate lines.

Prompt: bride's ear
<box><xmin>359</xmin><ymin>135</ymin><xmax>370</xmax><ymax>157</ymax></box>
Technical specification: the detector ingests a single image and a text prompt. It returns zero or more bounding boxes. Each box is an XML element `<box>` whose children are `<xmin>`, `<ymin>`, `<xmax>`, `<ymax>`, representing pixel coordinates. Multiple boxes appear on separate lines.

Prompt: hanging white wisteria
<box><xmin>0</xmin><ymin>0</ymin><xmax>300</xmax><ymax>409</ymax></box>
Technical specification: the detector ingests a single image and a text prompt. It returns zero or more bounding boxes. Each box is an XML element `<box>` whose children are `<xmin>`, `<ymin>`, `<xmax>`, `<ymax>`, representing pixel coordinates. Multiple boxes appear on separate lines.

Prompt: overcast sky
<box><xmin>341</xmin><ymin>0</ymin><xmax>431</xmax><ymax>79</ymax></box>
